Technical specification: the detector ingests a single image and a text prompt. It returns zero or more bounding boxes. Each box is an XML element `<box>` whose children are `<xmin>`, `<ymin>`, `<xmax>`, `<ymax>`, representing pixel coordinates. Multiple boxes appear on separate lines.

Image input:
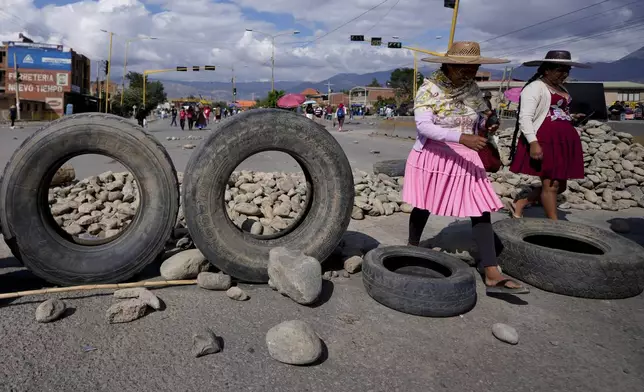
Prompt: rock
<box><xmin>610</xmin><ymin>219</ymin><xmax>631</xmax><ymax>234</ymax></box>
<box><xmin>197</xmin><ymin>272</ymin><xmax>232</xmax><ymax>290</ymax></box>
<box><xmin>491</xmin><ymin>323</ymin><xmax>519</xmax><ymax>345</ymax></box>
<box><xmin>106</xmin><ymin>299</ymin><xmax>148</xmax><ymax>323</ymax></box>
<box><xmin>138</xmin><ymin>289</ymin><xmax>162</xmax><ymax>310</ymax></box>
<box><xmin>192</xmin><ymin>328</ymin><xmax>222</xmax><ymax>357</ymax></box>
<box><xmin>343</xmin><ymin>255</ymin><xmax>363</xmax><ymax>274</ymax></box>
<box><xmin>400</xmin><ymin>203</ymin><xmax>413</xmax><ymax>213</ymax></box>
<box><xmin>51</xmin><ymin>164</ymin><xmax>76</xmax><ymax>186</ymax></box>
<box><xmin>160</xmin><ymin>249</ymin><xmax>210</xmax><ymax>280</ymax></box>
<box><xmin>351</xmin><ymin>206</ymin><xmax>364</xmax><ymax>220</ymax></box>
<box><xmin>268</xmin><ymin>247</ymin><xmax>322</xmax><ymax>305</ymax></box>
<box><xmin>226</xmin><ymin>286</ymin><xmax>250</xmax><ymax>301</ymax></box>
<box><xmin>35</xmin><ymin>299</ymin><xmax>67</xmax><ymax>323</ymax></box>
<box><xmin>265</xmin><ymin>320</ymin><xmax>323</xmax><ymax>365</ymax></box>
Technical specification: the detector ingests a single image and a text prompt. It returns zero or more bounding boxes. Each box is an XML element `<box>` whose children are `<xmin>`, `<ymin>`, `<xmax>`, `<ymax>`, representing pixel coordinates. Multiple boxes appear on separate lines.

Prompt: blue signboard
<box><xmin>7</xmin><ymin>47</ymin><xmax>71</xmax><ymax>71</ymax></box>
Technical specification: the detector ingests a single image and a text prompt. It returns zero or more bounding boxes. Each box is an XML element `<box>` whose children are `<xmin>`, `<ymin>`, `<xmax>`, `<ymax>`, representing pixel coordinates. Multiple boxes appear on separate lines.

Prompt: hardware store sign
<box><xmin>5</xmin><ymin>70</ymin><xmax>71</xmax><ymax>101</ymax></box>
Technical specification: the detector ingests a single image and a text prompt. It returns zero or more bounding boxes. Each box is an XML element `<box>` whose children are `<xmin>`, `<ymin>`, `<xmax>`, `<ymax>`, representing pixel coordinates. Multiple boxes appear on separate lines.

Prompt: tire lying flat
<box><xmin>0</xmin><ymin>113</ymin><xmax>179</xmax><ymax>286</ymax></box>
<box><xmin>362</xmin><ymin>246</ymin><xmax>477</xmax><ymax>317</ymax></box>
<box><xmin>372</xmin><ymin>159</ymin><xmax>406</xmax><ymax>178</ymax></box>
<box><xmin>494</xmin><ymin>218</ymin><xmax>644</xmax><ymax>299</ymax></box>
<box><xmin>182</xmin><ymin>109</ymin><xmax>354</xmax><ymax>282</ymax></box>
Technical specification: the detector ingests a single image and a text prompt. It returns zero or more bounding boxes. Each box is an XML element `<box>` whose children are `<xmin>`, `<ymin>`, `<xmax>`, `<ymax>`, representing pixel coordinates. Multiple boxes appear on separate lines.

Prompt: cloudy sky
<box><xmin>1</xmin><ymin>0</ymin><xmax>643</xmax><ymax>83</ymax></box>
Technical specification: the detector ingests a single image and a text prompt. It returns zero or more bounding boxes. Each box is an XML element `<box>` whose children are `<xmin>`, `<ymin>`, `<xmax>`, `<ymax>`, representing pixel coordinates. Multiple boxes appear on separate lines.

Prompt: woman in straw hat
<box><xmin>508</xmin><ymin>51</ymin><xmax>590</xmax><ymax>219</ymax></box>
<box><xmin>403</xmin><ymin>41</ymin><xmax>529</xmax><ymax>295</ymax></box>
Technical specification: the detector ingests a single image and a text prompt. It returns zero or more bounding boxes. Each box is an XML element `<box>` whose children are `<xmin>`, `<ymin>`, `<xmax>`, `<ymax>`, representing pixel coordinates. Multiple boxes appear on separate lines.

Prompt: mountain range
<box><xmin>159</xmin><ymin>46</ymin><xmax>644</xmax><ymax>101</ymax></box>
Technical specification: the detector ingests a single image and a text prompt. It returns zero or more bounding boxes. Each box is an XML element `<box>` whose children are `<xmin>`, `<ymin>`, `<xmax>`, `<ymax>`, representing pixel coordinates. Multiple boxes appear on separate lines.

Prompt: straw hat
<box><xmin>421</xmin><ymin>41</ymin><xmax>510</xmax><ymax>65</ymax></box>
<box><xmin>522</xmin><ymin>50</ymin><xmax>590</xmax><ymax>68</ymax></box>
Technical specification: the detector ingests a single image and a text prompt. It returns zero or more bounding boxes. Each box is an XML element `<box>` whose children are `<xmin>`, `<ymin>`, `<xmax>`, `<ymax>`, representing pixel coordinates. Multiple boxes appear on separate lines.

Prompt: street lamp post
<box><xmin>121</xmin><ymin>36</ymin><xmax>158</xmax><ymax>106</ymax></box>
<box><xmin>245</xmin><ymin>29</ymin><xmax>299</xmax><ymax>92</ymax></box>
<box><xmin>100</xmin><ymin>29</ymin><xmax>115</xmax><ymax>113</ymax></box>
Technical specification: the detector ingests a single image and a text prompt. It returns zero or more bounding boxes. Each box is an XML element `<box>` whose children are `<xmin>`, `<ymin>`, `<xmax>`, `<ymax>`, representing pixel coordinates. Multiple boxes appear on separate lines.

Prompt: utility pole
<box><xmin>13</xmin><ymin>53</ymin><xmax>21</xmax><ymax>120</ymax></box>
<box><xmin>232</xmin><ymin>66</ymin><xmax>236</xmax><ymax>103</ymax></box>
<box><xmin>447</xmin><ymin>0</ymin><xmax>461</xmax><ymax>49</ymax></box>
<box><xmin>325</xmin><ymin>80</ymin><xmax>333</xmax><ymax>106</ymax></box>
<box><xmin>271</xmin><ymin>37</ymin><xmax>275</xmax><ymax>93</ymax></box>
<box><xmin>96</xmin><ymin>60</ymin><xmax>101</xmax><ymax>112</ymax></box>
<box><xmin>104</xmin><ymin>31</ymin><xmax>114</xmax><ymax>113</ymax></box>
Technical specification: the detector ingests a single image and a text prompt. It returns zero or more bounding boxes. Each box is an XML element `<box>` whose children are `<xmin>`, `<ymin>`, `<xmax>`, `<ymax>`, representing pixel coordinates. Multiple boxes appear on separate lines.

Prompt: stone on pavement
<box><xmin>160</xmin><ymin>249</ymin><xmax>210</xmax><ymax>280</ymax></box>
<box><xmin>106</xmin><ymin>299</ymin><xmax>148</xmax><ymax>324</ymax></box>
<box><xmin>197</xmin><ymin>272</ymin><xmax>232</xmax><ymax>290</ymax></box>
<box><xmin>268</xmin><ymin>247</ymin><xmax>322</xmax><ymax>305</ymax></box>
<box><xmin>226</xmin><ymin>286</ymin><xmax>249</xmax><ymax>301</ymax></box>
<box><xmin>265</xmin><ymin>320</ymin><xmax>323</xmax><ymax>365</ymax></box>
<box><xmin>192</xmin><ymin>328</ymin><xmax>222</xmax><ymax>357</ymax></box>
<box><xmin>492</xmin><ymin>323</ymin><xmax>519</xmax><ymax>345</ymax></box>
<box><xmin>343</xmin><ymin>255</ymin><xmax>363</xmax><ymax>274</ymax></box>
<box><xmin>35</xmin><ymin>299</ymin><xmax>67</xmax><ymax>323</ymax></box>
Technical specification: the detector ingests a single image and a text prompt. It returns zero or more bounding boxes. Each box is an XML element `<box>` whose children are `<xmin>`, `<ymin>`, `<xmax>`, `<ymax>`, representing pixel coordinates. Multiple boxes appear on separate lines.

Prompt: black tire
<box><xmin>373</xmin><ymin>159</ymin><xmax>406</xmax><ymax>177</ymax></box>
<box><xmin>183</xmin><ymin>109</ymin><xmax>354</xmax><ymax>282</ymax></box>
<box><xmin>362</xmin><ymin>246</ymin><xmax>477</xmax><ymax>317</ymax></box>
<box><xmin>0</xmin><ymin>113</ymin><xmax>179</xmax><ymax>286</ymax></box>
<box><xmin>494</xmin><ymin>218</ymin><xmax>644</xmax><ymax>299</ymax></box>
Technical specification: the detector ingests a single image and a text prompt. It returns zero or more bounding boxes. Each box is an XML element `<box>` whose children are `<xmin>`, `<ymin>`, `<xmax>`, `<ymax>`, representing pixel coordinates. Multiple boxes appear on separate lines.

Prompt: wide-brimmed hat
<box><xmin>523</xmin><ymin>50</ymin><xmax>591</xmax><ymax>68</ymax></box>
<box><xmin>421</xmin><ymin>41</ymin><xmax>510</xmax><ymax>65</ymax></box>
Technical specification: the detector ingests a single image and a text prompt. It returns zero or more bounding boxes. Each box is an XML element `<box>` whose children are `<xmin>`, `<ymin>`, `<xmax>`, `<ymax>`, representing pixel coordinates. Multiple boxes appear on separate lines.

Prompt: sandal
<box><xmin>485</xmin><ymin>279</ymin><xmax>530</xmax><ymax>295</ymax></box>
<box><xmin>506</xmin><ymin>201</ymin><xmax>522</xmax><ymax>219</ymax></box>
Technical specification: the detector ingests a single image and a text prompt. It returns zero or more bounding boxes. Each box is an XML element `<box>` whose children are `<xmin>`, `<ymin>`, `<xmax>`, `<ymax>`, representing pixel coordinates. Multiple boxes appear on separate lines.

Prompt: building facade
<box><xmin>1</xmin><ymin>40</ymin><xmax>92</xmax><ymax>121</ymax></box>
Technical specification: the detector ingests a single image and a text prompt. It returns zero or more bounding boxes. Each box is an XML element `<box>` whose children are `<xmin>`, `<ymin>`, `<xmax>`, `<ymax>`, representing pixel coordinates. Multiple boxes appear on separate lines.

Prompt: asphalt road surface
<box><xmin>0</xmin><ymin>116</ymin><xmax>642</xmax><ymax>391</ymax></box>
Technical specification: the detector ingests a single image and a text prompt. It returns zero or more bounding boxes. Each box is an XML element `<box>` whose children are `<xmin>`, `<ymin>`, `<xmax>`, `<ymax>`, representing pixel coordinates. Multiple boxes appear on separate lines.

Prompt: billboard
<box><xmin>6</xmin><ymin>41</ymin><xmax>63</xmax><ymax>51</ymax></box>
<box><xmin>7</xmin><ymin>47</ymin><xmax>71</xmax><ymax>71</ymax></box>
<box><xmin>5</xmin><ymin>69</ymin><xmax>71</xmax><ymax>101</ymax></box>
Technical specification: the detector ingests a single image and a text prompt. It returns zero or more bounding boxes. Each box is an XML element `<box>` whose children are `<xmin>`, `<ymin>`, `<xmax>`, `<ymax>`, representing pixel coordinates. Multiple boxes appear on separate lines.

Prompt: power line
<box><xmin>496</xmin><ymin>19</ymin><xmax>644</xmax><ymax>58</ymax></box>
<box><xmin>296</xmin><ymin>0</ymin><xmax>390</xmax><ymax>47</ymax></box>
<box><xmin>479</xmin><ymin>0</ymin><xmax>613</xmax><ymax>45</ymax></box>
<box><xmin>364</xmin><ymin>0</ymin><xmax>400</xmax><ymax>35</ymax></box>
<box><xmin>487</xmin><ymin>15</ymin><xmax>644</xmax><ymax>56</ymax></box>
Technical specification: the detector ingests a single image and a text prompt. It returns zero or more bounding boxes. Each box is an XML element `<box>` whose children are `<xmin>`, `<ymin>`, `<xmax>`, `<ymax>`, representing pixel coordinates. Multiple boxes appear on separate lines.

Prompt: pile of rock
<box><xmin>49</xmin><ymin>170</ymin><xmax>139</xmax><ymax>238</ymax></box>
<box><xmin>493</xmin><ymin>120</ymin><xmax>644</xmax><ymax>211</ymax></box>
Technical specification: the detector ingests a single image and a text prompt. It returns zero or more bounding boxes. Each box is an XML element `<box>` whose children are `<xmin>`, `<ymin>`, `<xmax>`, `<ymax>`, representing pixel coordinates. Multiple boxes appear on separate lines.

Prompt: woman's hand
<box><xmin>486</xmin><ymin>123</ymin><xmax>499</xmax><ymax>134</ymax></box>
<box><xmin>529</xmin><ymin>141</ymin><xmax>543</xmax><ymax>160</ymax></box>
<box><xmin>460</xmin><ymin>134</ymin><xmax>487</xmax><ymax>151</ymax></box>
<box><xmin>571</xmin><ymin>113</ymin><xmax>586</xmax><ymax>119</ymax></box>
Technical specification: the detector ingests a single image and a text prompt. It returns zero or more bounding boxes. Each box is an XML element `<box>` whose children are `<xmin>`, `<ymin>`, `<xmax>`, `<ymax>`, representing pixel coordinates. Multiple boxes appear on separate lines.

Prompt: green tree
<box><xmin>388</xmin><ymin>68</ymin><xmax>424</xmax><ymax>102</ymax></box>
<box><xmin>111</xmin><ymin>71</ymin><xmax>167</xmax><ymax>116</ymax></box>
<box><xmin>257</xmin><ymin>90</ymin><xmax>285</xmax><ymax>108</ymax></box>
<box><xmin>367</xmin><ymin>78</ymin><xmax>381</xmax><ymax>87</ymax></box>
<box><xmin>374</xmin><ymin>95</ymin><xmax>396</xmax><ymax>110</ymax></box>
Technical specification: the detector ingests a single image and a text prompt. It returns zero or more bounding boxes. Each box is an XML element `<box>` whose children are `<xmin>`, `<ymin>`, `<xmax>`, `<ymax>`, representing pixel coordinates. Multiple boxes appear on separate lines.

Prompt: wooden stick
<box><xmin>0</xmin><ymin>279</ymin><xmax>197</xmax><ymax>300</ymax></box>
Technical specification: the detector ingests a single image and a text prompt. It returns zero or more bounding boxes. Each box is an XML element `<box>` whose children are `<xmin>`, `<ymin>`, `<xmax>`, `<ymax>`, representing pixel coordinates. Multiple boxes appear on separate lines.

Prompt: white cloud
<box><xmin>0</xmin><ymin>0</ymin><xmax>642</xmax><ymax>84</ymax></box>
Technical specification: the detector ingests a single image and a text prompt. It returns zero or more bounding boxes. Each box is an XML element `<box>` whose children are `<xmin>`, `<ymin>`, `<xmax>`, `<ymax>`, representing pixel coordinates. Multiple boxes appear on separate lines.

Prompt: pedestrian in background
<box><xmin>9</xmin><ymin>104</ymin><xmax>17</xmax><ymax>129</ymax></box>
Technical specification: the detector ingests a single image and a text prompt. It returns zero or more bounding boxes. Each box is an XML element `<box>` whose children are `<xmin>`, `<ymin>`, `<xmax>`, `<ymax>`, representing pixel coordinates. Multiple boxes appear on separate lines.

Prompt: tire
<box><xmin>362</xmin><ymin>246</ymin><xmax>477</xmax><ymax>317</ymax></box>
<box><xmin>373</xmin><ymin>159</ymin><xmax>406</xmax><ymax>177</ymax></box>
<box><xmin>494</xmin><ymin>218</ymin><xmax>644</xmax><ymax>299</ymax></box>
<box><xmin>183</xmin><ymin>109</ymin><xmax>354</xmax><ymax>282</ymax></box>
<box><xmin>0</xmin><ymin>113</ymin><xmax>179</xmax><ymax>286</ymax></box>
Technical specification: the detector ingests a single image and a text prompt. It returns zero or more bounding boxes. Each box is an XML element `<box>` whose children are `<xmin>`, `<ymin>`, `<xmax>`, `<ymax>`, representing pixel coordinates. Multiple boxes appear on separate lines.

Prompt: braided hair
<box><xmin>509</xmin><ymin>64</ymin><xmax>548</xmax><ymax>160</ymax></box>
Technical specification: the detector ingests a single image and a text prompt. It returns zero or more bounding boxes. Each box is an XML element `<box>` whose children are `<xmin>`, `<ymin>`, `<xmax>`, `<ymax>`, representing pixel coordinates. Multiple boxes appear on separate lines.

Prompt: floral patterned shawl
<box><xmin>414</xmin><ymin>69</ymin><xmax>489</xmax><ymax>116</ymax></box>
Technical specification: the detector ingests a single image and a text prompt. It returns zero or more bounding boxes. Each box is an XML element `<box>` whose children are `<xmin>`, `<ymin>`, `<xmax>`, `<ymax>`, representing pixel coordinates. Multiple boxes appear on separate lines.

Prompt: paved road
<box><xmin>0</xmin><ymin>116</ymin><xmax>643</xmax><ymax>391</ymax></box>
<box><xmin>0</xmin><ymin>116</ymin><xmax>412</xmax><ymax>180</ymax></box>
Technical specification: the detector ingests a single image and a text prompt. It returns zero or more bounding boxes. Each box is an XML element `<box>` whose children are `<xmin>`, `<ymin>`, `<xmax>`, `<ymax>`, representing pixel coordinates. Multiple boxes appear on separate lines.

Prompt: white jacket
<box><xmin>518</xmin><ymin>79</ymin><xmax>553</xmax><ymax>143</ymax></box>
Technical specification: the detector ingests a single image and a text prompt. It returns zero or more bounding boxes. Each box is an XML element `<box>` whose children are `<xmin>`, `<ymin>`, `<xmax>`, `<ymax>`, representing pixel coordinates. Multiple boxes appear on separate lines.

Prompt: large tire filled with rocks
<box><xmin>373</xmin><ymin>159</ymin><xmax>406</xmax><ymax>178</ymax></box>
<box><xmin>494</xmin><ymin>218</ymin><xmax>644</xmax><ymax>299</ymax></box>
<box><xmin>183</xmin><ymin>109</ymin><xmax>354</xmax><ymax>282</ymax></box>
<box><xmin>0</xmin><ymin>113</ymin><xmax>179</xmax><ymax>286</ymax></box>
<box><xmin>362</xmin><ymin>246</ymin><xmax>477</xmax><ymax>317</ymax></box>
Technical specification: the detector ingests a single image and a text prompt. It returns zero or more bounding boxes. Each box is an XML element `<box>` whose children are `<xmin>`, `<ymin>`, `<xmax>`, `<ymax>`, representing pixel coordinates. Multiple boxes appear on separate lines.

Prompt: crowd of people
<box><xmin>165</xmin><ymin>103</ymin><xmax>243</xmax><ymax>130</ymax></box>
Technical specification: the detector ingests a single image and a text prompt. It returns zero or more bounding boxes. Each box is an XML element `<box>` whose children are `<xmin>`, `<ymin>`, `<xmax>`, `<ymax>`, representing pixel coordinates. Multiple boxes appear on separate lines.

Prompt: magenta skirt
<box><xmin>402</xmin><ymin>141</ymin><xmax>504</xmax><ymax>217</ymax></box>
<box><xmin>510</xmin><ymin>118</ymin><xmax>584</xmax><ymax>179</ymax></box>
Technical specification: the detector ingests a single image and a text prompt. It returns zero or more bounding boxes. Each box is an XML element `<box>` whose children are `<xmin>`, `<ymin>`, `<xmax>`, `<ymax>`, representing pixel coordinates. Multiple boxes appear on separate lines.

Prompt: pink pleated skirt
<box><xmin>402</xmin><ymin>140</ymin><xmax>504</xmax><ymax>217</ymax></box>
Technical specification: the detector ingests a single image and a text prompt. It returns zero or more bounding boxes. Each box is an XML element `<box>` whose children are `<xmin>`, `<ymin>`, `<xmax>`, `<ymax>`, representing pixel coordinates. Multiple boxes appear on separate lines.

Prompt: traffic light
<box><xmin>233</xmin><ymin>87</ymin><xmax>237</xmax><ymax>96</ymax></box>
<box><xmin>444</xmin><ymin>0</ymin><xmax>456</xmax><ymax>8</ymax></box>
<box><xmin>193</xmin><ymin>66</ymin><xmax>200</xmax><ymax>71</ymax></box>
<box><xmin>371</xmin><ymin>37</ymin><xmax>382</xmax><ymax>46</ymax></box>
<box><xmin>176</xmin><ymin>66</ymin><xmax>188</xmax><ymax>71</ymax></box>
<box><xmin>350</xmin><ymin>35</ymin><xmax>365</xmax><ymax>42</ymax></box>
<box><xmin>15</xmin><ymin>66</ymin><xmax>20</xmax><ymax>80</ymax></box>
<box><xmin>204</xmin><ymin>65</ymin><xmax>216</xmax><ymax>71</ymax></box>
<box><xmin>103</xmin><ymin>60</ymin><xmax>109</xmax><ymax>75</ymax></box>
<box><xmin>387</xmin><ymin>42</ymin><xmax>402</xmax><ymax>49</ymax></box>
